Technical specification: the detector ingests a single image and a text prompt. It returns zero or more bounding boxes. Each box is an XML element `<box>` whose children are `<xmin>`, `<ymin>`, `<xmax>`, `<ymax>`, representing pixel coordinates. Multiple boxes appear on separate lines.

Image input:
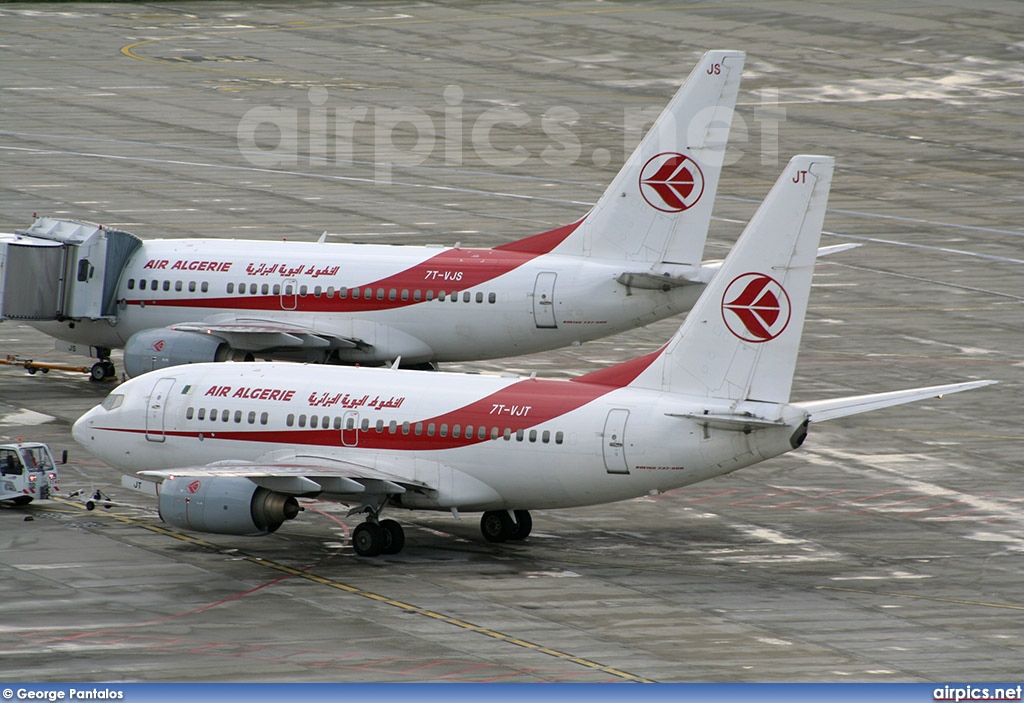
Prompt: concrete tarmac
<box><xmin>1</xmin><ymin>0</ymin><xmax>1022</xmax><ymax>683</ymax></box>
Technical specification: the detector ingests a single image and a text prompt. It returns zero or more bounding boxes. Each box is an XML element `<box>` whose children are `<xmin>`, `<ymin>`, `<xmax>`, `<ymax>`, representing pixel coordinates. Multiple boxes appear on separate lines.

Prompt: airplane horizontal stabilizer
<box><xmin>795</xmin><ymin>380</ymin><xmax>997</xmax><ymax>423</ymax></box>
<box><xmin>666</xmin><ymin>411</ymin><xmax>787</xmax><ymax>433</ymax></box>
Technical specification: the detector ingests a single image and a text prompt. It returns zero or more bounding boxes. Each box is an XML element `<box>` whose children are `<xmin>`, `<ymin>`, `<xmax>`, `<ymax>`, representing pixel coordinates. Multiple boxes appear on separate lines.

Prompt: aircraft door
<box><xmin>281</xmin><ymin>278</ymin><xmax>298</xmax><ymax>310</ymax></box>
<box><xmin>602</xmin><ymin>409</ymin><xmax>630</xmax><ymax>474</ymax></box>
<box><xmin>532</xmin><ymin>272</ymin><xmax>557</xmax><ymax>329</ymax></box>
<box><xmin>341</xmin><ymin>411</ymin><xmax>359</xmax><ymax>447</ymax></box>
<box><xmin>145</xmin><ymin>377</ymin><xmax>176</xmax><ymax>442</ymax></box>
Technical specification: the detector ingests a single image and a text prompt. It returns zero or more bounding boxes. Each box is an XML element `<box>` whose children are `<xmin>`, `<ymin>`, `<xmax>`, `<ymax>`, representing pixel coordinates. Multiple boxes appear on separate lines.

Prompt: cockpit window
<box><xmin>101</xmin><ymin>393</ymin><xmax>125</xmax><ymax>411</ymax></box>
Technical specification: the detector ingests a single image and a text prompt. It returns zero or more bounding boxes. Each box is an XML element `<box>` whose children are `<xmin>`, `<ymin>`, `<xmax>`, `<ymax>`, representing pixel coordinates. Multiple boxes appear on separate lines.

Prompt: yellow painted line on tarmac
<box><xmin>49</xmin><ymin>497</ymin><xmax>654</xmax><ymax>683</ymax></box>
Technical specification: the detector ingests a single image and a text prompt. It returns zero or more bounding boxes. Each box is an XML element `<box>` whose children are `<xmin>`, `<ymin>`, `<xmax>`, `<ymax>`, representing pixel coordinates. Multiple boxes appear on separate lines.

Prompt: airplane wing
<box><xmin>794</xmin><ymin>380</ymin><xmax>997</xmax><ymax>423</ymax></box>
<box><xmin>132</xmin><ymin>454</ymin><xmax>433</xmax><ymax>499</ymax></box>
<box><xmin>170</xmin><ymin>318</ymin><xmax>367</xmax><ymax>352</ymax></box>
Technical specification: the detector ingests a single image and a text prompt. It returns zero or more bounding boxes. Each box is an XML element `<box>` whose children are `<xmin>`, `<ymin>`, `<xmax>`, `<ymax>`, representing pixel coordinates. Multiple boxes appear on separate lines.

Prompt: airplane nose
<box><xmin>72</xmin><ymin>406</ymin><xmax>100</xmax><ymax>448</ymax></box>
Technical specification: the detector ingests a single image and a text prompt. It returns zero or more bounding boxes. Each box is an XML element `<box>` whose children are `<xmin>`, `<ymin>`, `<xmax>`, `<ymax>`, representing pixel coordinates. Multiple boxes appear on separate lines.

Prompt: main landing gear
<box><xmin>350</xmin><ymin>510</ymin><xmax>534</xmax><ymax>556</ymax></box>
<box><xmin>480</xmin><ymin>510</ymin><xmax>532</xmax><ymax>543</ymax></box>
<box><xmin>351</xmin><ymin>518</ymin><xmax>405</xmax><ymax>557</ymax></box>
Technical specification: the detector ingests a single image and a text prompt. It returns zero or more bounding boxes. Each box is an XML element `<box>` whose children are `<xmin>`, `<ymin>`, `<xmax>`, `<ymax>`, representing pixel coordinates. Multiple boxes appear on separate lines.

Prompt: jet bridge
<box><xmin>0</xmin><ymin>217</ymin><xmax>141</xmax><ymax>322</ymax></box>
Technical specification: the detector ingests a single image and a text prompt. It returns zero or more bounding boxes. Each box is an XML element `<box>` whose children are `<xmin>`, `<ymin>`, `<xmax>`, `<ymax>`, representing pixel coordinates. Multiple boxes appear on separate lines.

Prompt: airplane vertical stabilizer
<box><xmin>627</xmin><ymin>155</ymin><xmax>835</xmax><ymax>403</ymax></box>
<box><xmin>510</xmin><ymin>50</ymin><xmax>744</xmax><ymax>266</ymax></box>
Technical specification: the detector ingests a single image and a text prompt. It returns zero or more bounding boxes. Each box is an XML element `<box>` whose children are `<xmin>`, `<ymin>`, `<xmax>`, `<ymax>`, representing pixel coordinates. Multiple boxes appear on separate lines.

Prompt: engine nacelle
<box><xmin>158</xmin><ymin>476</ymin><xmax>300</xmax><ymax>536</ymax></box>
<box><xmin>124</xmin><ymin>328</ymin><xmax>249</xmax><ymax>378</ymax></box>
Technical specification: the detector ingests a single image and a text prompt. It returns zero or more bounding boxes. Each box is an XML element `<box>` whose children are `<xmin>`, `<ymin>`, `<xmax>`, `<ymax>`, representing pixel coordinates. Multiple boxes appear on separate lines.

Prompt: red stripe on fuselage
<box><xmin>99</xmin><ymin>344</ymin><xmax>657</xmax><ymax>454</ymax></box>
<box><xmin>125</xmin><ymin>221</ymin><xmax>581</xmax><ymax>313</ymax></box>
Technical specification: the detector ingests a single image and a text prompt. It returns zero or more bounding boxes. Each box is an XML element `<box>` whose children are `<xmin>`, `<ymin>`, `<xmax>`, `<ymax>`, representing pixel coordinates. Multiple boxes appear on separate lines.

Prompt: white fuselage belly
<box><xmin>82</xmin><ymin>364</ymin><xmax>797</xmax><ymax>511</ymax></box>
<box><xmin>28</xmin><ymin>239</ymin><xmax>704</xmax><ymax>361</ymax></box>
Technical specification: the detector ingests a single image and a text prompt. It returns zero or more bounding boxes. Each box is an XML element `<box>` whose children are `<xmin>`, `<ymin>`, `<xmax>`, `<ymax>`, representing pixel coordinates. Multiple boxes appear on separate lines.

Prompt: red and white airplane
<box><xmin>12</xmin><ymin>50</ymin><xmax>757</xmax><ymax>380</ymax></box>
<box><xmin>72</xmin><ymin>155</ymin><xmax>995</xmax><ymax>556</ymax></box>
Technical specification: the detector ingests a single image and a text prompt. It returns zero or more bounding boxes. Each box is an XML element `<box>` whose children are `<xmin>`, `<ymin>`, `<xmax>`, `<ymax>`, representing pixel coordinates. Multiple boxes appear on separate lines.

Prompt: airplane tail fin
<box><xmin>623</xmin><ymin>155</ymin><xmax>834</xmax><ymax>403</ymax></box>
<box><xmin>499</xmin><ymin>50</ymin><xmax>744</xmax><ymax>267</ymax></box>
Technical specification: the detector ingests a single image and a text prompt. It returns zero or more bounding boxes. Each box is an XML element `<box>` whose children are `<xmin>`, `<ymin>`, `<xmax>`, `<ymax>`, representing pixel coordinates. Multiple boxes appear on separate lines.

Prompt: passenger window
<box><xmin>529</xmin><ymin>430</ymin><xmax>537</xmax><ymax>442</ymax></box>
<box><xmin>388</xmin><ymin>420</ymin><xmax>397</xmax><ymax>434</ymax></box>
<box><xmin>491</xmin><ymin>427</ymin><xmax>499</xmax><ymax>440</ymax></box>
<box><xmin>210</xmin><ymin>409</ymin><xmax>218</xmax><ymax>421</ymax></box>
<box><xmin>425</xmin><ymin>290</ymin><xmax>434</xmax><ymax>301</ymax></box>
<box><xmin>452</xmin><ymin>424</ymin><xmax>461</xmax><ymax>438</ymax></box>
<box><xmin>400</xmin><ymin>289</ymin><xmax>409</xmax><ymax>301</ymax></box>
<box><xmin>175</xmin><ymin>281</ymin><xmax>183</xmax><ymax>292</ymax></box>
<box><xmin>351</xmin><ymin>288</ymin><xmax>360</xmax><ymax>300</ymax></box>
<box><xmin>360</xmin><ymin>418</ymin><xmax>369</xmax><ymax>431</ymax></box>
<box><xmin>188</xmin><ymin>281</ymin><xmax>196</xmax><ymax>292</ymax></box>
<box><xmin>234</xmin><ymin>410</ymin><xmax>242</xmax><ymax>423</ymax></box>
<box><xmin>127</xmin><ymin>279</ymin><xmax>135</xmax><ymax>290</ymax></box>
<box><xmin>516</xmin><ymin>429</ymin><xmax>524</xmax><ymax>442</ymax></box>
<box><xmin>201</xmin><ymin>282</ymin><xmax>209</xmax><ymax>293</ymax></box>
<box><xmin>488</xmin><ymin>292</ymin><xmax>496</xmax><ymax>304</ymax></box>
<box><xmin>414</xmin><ymin>422</ymin><xmax>423</xmax><ymax>436</ymax></box>
<box><xmin>333</xmin><ymin>416</ymin><xmax>341</xmax><ymax>430</ymax></box>
<box><xmin>402</xmin><ymin>421</ymin><xmax>410</xmax><ymax>435</ymax></box>
<box><xmin>464</xmin><ymin>424</ymin><xmax>473</xmax><ymax>438</ymax></box>
<box><xmin>273</xmin><ymin>284</ymin><xmax>281</xmax><ymax>295</ymax></box>
<box><xmin>375</xmin><ymin>419</ymin><xmax>384</xmax><ymax>432</ymax></box>
<box><xmin>163</xmin><ymin>280</ymin><xmax>171</xmax><ymax>292</ymax></box>
<box><xmin>227</xmin><ymin>283</ymin><xmax>235</xmax><ymax>294</ymax></box>
<box><xmin>322</xmin><ymin>416</ymin><xmax>331</xmax><ymax>429</ymax></box>
<box><xmin>478</xmin><ymin>427</ymin><xmax>488</xmax><ymax>440</ymax></box>
<box><xmin>555</xmin><ymin>431</ymin><xmax>564</xmax><ymax>445</ymax></box>
<box><xmin>260</xmin><ymin>412</ymin><xmax>268</xmax><ymax>426</ymax></box>
<box><xmin>186</xmin><ymin>407</ymin><xmax>194</xmax><ymax>420</ymax></box>
<box><xmin>542</xmin><ymin>430</ymin><xmax>550</xmax><ymax>444</ymax></box>
<box><xmin>286</xmin><ymin>414</ymin><xmax>294</xmax><ymax>427</ymax></box>
<box><xmin>389</xmin><ymin>288</ymin><xmax>397</xmax><ymax>301</ymax></box>
<box><xmin>427</xmin><ymin>423</ymin><xmax>436</xmax><ymax>437</ymax></box>
<box><xmin>261</xmin><ymin>284</ymin><xmax>269</xmax><ymax>295</ymax></box>
<box><xmin>376</xmin><ymin>288</ymin><xmax>384</xmax><ymax>301</ymax></box>
<box><xmin>198</xmin><ymin>408</ymin><xmax>206</xmax><ymax>421</ymax></box>
<box><xmin>463</xmin><ymin>291</ymin><xmax>471</xmax><ymax>303</ymax></box>
<box><xmin>413</xmin><ymin>290</ymin><xmax>422</xmax><ymax>302</ymax></box>
<box><xmin>299</xmin><ymin>285</ymin><xmax>308</xmax><ymax>296</ymax></box>
<box><xmin>298</xmin><ymin>415</ymin><xmax>307</xmax><ymax>428</ymax></box>
<box><xmin>476</xmin><ymin>292</ymin><xmax>483</xmax><ymax>303</ymax></box>
<box><xmin>439</xmin><ymin>423</ymin><xmax>448</xmax><ymax>438</ymax></box>
<box><xmin>503</xmin><ymin>428</ymin><xmax>511</xmax><ymax>440</ymax></box>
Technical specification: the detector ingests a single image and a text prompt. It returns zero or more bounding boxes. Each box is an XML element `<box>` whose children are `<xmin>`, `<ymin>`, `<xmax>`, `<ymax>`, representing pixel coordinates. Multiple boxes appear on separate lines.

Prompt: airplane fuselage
<box><xmin>30</xmin><ymin>237</ymin><xmax>705</xmax><ymax>364</ymax></box>
<box><xmin>75</xmin><ymin>362</ymin><xmax>803</xmax><ymax>512</ymax></box>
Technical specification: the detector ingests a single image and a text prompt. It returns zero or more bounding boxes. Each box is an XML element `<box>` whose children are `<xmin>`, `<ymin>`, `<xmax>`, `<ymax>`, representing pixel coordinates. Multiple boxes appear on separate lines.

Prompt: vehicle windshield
<box><xmin>19</xmin><ymin>446</ymin><xmax>54</xmax><ymax>471</ymax></box>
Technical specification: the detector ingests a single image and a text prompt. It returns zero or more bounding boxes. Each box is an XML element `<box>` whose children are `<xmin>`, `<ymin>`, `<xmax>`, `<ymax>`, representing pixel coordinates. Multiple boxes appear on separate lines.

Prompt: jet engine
<box><xmin>158</xmin><ymin>476</ymin><xmax>300</xmax><ymax>536</ymax></box>
<box><xmin>124</xmin><ymin>329</ymin><xmax>251</xmax><ymax>378</ymax></box>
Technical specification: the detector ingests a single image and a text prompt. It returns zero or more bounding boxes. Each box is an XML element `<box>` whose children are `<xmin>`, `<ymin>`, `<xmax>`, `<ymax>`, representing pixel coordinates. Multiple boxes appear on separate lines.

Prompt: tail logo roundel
<box><xmin>722</xmin><ymin>273</ymin><xmax>791</xmax><ymax>343</ymax></box>
<box><xmin>638</xmin><ymin>152</ymin><xmax>705</xmax><ymax>212</ymax></box>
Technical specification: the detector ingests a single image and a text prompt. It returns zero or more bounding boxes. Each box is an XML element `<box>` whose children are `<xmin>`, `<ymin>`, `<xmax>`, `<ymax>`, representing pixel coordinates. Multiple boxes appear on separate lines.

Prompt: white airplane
<box><xmin>11</xmin><ymin>50</ymin><xmax>759</xmax><ymax>380</ymax></box>
<box><xmin>72</xmin><ymin>155</ymin><xmax>996</xmax><ymax>556</ymax></box>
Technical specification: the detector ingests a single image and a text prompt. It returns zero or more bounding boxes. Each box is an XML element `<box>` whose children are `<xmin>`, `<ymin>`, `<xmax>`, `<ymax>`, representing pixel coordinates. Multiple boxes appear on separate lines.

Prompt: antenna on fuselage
<box><xmin>317</xmin><ymin>231</ymin><xmax>328</xmax><ymax>244</ymax></box>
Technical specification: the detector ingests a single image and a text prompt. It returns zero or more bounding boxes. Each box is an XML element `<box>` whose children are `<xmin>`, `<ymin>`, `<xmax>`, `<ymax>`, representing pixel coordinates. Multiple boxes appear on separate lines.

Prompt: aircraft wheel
<box><xmin>352</xmin><ymin>521</ymin><xmax>385</xmax><ymax>557</ymax></box>
<box><xmin>102</xmin><ymin>360</ymin><xmax>116</xmax><ymax>377</ymax></box>
<box><xmin>89</xmin><ymin>362</ymin><xmax>107</xmax><ymax>382</ymax></box>
<box><xmin>510</xmin><ymin>510</ymin><xmax>533</xmax><ymax>541</ymax></box>
<box><xmin>11</xmin><ymin>496</ymin><xmax>32</xmax><ymax>506</ymax></box>
<box><xmin>480</xmin><ymin>510</ymin><xmax>514</xmax><ymax>543</ymax></box>
<box><xmin>379</xmin><ymin>519</ymin><xmax>405</xmax><ymax>555</ymax></box>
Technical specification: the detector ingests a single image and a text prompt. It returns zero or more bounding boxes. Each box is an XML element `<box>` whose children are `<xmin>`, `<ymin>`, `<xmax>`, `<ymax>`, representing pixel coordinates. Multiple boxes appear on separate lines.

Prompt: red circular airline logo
<box><xmin>187</xmin><ymin>480</ymin><xmax>201</xmax><ymax>494</ymax></box>
<box><xmin>721</xmin><ymin>273</ymin><xmax>791</xmax><ymax>343</ymax></box>
<box><xmin>638</xmin><ymin>152</ymin><xmax>704</xmax><ymax>212</ymax></box>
